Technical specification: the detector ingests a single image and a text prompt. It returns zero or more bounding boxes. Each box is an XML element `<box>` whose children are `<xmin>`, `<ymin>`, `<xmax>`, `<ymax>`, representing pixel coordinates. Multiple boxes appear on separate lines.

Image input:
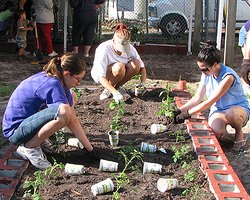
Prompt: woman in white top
<box><xmin>91</xmin><ymin>23</ymin><xmax>147</xmax><ymax>103</ymax></box>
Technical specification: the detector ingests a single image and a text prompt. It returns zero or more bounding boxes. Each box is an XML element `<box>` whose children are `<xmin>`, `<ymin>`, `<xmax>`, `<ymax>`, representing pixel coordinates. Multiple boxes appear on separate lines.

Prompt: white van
<box><xmin>148</xmin><ymin>0</ymin><xmax>250</xmax><ymax>36</ymax></box>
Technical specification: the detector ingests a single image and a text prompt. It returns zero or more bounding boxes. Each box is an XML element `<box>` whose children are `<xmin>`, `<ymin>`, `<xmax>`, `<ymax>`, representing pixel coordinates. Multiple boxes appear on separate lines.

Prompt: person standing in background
<box><xmin>33</xmin><ymin>0</ymin><xmax>58</xmax><ymax>57</ymax></box>
<box><xmin>0</xmin><ymin>0</ymin><xmax>17</xmax><ymax>43</ymax></box>
<box><xmin>18</xmin><ymin>0</ymin><xmax>33</xmax><ymax>20</ymax></box>
<box><xmin>69</xmin><ymin>0</ymin><xmax>105</xmax><ymax>58</ymax></box>
<box><xmin>239</xmin><ymin>20</ymin><xmax>250</xmax><ymax>96</ymax></box>
<box><xmin>16</xmin><ymin>9</ymin><xmax>33</xmax><ymax>60</ymax></box>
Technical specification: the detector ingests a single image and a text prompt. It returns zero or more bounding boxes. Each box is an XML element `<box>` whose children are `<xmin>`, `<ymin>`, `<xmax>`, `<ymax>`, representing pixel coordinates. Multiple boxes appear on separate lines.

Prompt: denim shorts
<box><xmin>8</xmin><ymin>104</ymin><xmax>61</xmax><ymax>145</ymax></box>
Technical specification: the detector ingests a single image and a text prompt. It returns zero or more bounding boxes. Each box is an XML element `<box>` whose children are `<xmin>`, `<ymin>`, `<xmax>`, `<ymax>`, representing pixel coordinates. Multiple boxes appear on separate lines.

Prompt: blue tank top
<box><xmin>200</xmin><ymin>64</ymin><xmax>250</xmax><ymax>117</ymax></box>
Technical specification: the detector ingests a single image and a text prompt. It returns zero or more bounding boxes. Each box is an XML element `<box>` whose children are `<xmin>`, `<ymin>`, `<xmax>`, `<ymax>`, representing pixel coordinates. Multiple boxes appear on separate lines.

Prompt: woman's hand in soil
<box><xmin>87</xmin><ymin>148</ymin><xmax>100</xmax><ymax>161</ymax></box>
<box><xmin>173</xmin><ymin>108</ymin><xmax>181</xmax><ymax>123</ymax></box>
<box><xmin>112</xmin><ymin>91</ymin><xmax>123</xmax><ymax>104</ymax></box>
<box><xmin>175</xmin><ymin>110</ymin><xmax>191</xmax><ymax>124</ymax></box>
<box><xmin>240</xmin><ymin>59</ymin><xmax>250</xmax><ymax>85</ymax></box>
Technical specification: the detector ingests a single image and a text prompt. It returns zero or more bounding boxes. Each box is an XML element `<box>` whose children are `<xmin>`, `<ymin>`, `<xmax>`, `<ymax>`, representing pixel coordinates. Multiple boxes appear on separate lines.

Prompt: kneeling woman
<box><xmin>2</xmin><ymin>53</ymin><xmax>96</xmax><ymax>169</ymax></box>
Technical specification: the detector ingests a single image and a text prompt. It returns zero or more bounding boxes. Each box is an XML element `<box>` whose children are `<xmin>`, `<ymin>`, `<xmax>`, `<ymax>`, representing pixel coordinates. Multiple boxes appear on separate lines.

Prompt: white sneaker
<box><xmin>24</xmin><ymin>50</ymin><xmax>30</xmax><ymax>55</ymax></box>
<box><xmin>16</xmin><ymin>145</ymin><xmax>52</xmax><ymax>169</ymax></box>
<box><xmin>100</xmin><ymin>89</ymin><xmax>112</xmax><ymax>100</ymax></box>
<box><xmin>48</xmin><ymin>51</ymin><xmax>58</xmax><ymax>57</ymax></box>
<box><xmin>7</xmin><ymin>38</ymin><xmax>16</xmax><ymax>43</ymax></box>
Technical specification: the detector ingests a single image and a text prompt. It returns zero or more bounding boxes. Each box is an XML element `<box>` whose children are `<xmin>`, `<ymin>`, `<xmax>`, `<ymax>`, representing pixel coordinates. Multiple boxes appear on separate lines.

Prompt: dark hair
<box><xmin>94</xmin><ymin>0</ymin><xmax>105</xmax><ymax>4</ymax></box>
<box><xmin>196</xmin><ymin>40</ymin><xmax>221</xmax><ymax>66</ymax></box>
<box><xmin>43</xmin><ymin>53</ymin><xmax>86</xmax><ymax>80</ymax></box>
<box><xmin>17</xmin><ymin>9</ymin><xmax>25</xmax><ymax>19</ymax></box>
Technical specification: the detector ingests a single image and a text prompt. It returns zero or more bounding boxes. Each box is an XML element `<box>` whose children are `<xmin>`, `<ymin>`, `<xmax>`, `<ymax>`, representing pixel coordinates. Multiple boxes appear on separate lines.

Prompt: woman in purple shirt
<box><xmin>2</xmin><ymin>53</ymin><xmax>96</xmax><ymax>169</ymax></box>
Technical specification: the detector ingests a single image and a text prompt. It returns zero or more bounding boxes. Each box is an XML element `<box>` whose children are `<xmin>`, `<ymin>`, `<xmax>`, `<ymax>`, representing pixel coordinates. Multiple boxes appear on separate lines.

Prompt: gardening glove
<box><xmin>112</xmin><ymin>90</ymin><xmax>123</xmax><ymax>104</ymax></box>
<box><xmin>173</xmin><ymin>108</ymin><xmax>182</xmax><ymax>123</ymax></box>
<box><xmin>240</xmin><ymin>59</ymin><xmax>250</xmax><ymax>85</ymax></box>
<box><xmin>175</xmin><ymin>110</ymin><xmax>191</xmax><ymax>124</ymax></box>
<box><xmin>135</xmin><ymin>82</ymin><xmax>147</xmax><ymax>96</ymax></box>
<box><xmin>87</xmin><ymin>147</ymin><xmax>100</xmax><ymax>161</ymax></box>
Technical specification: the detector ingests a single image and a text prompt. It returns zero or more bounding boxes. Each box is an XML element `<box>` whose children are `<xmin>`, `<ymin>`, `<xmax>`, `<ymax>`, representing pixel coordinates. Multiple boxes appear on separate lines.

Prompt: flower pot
<box><xmin>150</xmin><ymin>124</ymin><xmax>167</xmax><ymax>134</ymax></box>
<box><xmin>99</xmin><ymin>159</ymin><xmax>118</xmax><ymax>172</ymax></box>
<box><xmin>143</xmin><ymin>162</ymin><xmax>162</xmax><ymax>174</ymax></box>
<box><xmin>157</xmin><ymin>178</ymin><xmax>178</xmax><ymax>192</ymax></box>
<box><xmin>91</xmin><ymin>178</ymin><xmax>114</xmax><ymax>196</ymax></box>
<box><xmin>64</xmin><ymin>163</ymin><xmax>85</xmax><ymax>175</ymax></box>
<box><xmin>108</xmin><ymin>130</ymin><xmax>119</xmax><ymax>147</ymax></box>
<box><xmin>135</xmin><ymin>85</ymin><xmax>146</xmax><ymax>97</ymax></box>
<box><xmin>178</xmin><ymin>80</ymin><xmax>187</xmax><ymax>90</ymax></box>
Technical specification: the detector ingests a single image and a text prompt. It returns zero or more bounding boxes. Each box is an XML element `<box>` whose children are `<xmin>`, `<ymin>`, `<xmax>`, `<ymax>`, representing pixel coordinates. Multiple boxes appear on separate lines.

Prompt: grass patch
<box><xmin>0</xmin><ymin>83</ymin><xmax>17</xmax><ymax>97</ymax></box>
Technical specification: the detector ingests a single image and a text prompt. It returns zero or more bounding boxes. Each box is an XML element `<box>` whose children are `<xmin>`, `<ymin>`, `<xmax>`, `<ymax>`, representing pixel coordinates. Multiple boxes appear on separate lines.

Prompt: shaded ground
<box><xmin>0</xmin><ymin>48</ymin><xmax>249</xmax><ymax>199</ymax></box>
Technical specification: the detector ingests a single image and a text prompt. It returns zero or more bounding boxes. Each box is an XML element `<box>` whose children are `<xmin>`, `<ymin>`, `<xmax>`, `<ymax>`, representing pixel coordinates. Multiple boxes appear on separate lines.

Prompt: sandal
<box><xmin>232</xmin><ymin>136</ymin><xmax>248</xmax><ymax>152</ymax></box>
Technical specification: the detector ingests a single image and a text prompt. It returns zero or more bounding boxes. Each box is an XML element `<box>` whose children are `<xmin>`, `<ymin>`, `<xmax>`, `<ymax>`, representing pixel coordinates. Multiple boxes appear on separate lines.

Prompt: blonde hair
<box><xmin>113</xmin><ymin>23</ymin><xmax>131</xmax><ymax>40</ymax></box>
<box><xmin>43</xmin><ymin>53</ymin><xmax>86</xmax><ymax>80</ymax></box>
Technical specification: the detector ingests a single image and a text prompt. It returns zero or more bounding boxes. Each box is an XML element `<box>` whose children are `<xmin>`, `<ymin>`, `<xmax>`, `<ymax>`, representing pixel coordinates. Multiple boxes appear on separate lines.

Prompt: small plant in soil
<box><xmin>109</xmin><ymin>100</ymin><xmax>127</xmax><ymax>133</ymax></box>
<box><xmin>71</xmin><ymin>87</ymin><xmax>82</xmax><ymax>99</ymax></box>
<box><xmin>182</xmin><ymin>162</ymin><xmax>198</xmax><ymax>182</ymax></box>
<box><xmin>172</xmin><ymin>144</ymin><xmax>191</xmax><ymax>163</ymax></box>
<box><xmin>156</xmin><ymin>83</ymin><xmax>175</xmax><ymax>119</ymax></box>
<box><xmin>169</xmin><ymin>130</ymin><xmax>186</xmax><ymax>142</ymax></box>
<box><xmin>22</xmin><ymin>158</ymin><xmax>64</xmax><ymax>199</ymax></box>
<box><xmin>112</xmin><ymin>145</ymin><xmax>143</xmax><ymax>200</ymax></box>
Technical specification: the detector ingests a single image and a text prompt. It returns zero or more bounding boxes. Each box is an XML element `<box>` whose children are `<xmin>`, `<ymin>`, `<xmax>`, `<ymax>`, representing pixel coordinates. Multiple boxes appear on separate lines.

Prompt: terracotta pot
<box><xmin>178</xmin><ymin>80</ymin><xmax>187</xmax><ymax>90</ymax></box>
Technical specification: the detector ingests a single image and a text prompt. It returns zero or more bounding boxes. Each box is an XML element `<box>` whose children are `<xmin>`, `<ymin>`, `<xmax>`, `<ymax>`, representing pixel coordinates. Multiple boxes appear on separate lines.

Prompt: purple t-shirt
<box><xmin>2</xmin><ymin>71</ymin><xmax>73</xmax><ymax>138</ymax></box>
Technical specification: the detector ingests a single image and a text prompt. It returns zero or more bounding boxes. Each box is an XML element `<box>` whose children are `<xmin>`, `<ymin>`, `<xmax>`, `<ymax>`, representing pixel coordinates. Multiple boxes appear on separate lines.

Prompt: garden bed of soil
<box><xmin>15</xmin><ymin>86</ymin><xmax>215</xmax><ymax>199</ymax></box>
<box><xmin>0</xmin><ymin>50</ymin><xmax>249</xmax><ymax>199</ymax></box>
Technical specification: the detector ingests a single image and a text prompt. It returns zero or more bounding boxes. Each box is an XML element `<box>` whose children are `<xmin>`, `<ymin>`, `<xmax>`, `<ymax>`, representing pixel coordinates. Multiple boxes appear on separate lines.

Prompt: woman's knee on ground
<box><xmin>58</xmin><ymin>104</ymin><xmax>72</xmax><ymax>125</ymax></box>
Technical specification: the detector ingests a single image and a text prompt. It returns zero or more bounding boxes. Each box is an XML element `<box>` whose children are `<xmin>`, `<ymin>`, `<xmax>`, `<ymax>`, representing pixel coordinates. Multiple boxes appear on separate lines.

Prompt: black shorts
<box><xmin>72</xmin><ymin>11</ymin><xmax>98</xmax><ymax>46</ymax></box>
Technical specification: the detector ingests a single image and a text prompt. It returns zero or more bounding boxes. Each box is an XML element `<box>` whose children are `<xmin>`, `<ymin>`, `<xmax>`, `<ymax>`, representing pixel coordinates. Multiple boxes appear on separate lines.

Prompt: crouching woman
<box><xmin>2</xmin><ymin>53</ymin><xmax>96</xmax><ymax>169</ymax></box>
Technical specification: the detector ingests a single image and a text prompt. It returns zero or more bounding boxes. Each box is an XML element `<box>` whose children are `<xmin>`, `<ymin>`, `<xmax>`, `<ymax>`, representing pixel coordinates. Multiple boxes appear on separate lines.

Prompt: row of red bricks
<box><xmin>0</xmin><ymin>145</ymin><xmax>29</xmax><ymax>199</ymax></box>
<box><xmin>174</xmin><ymin>89</ymin><xmax>249</xmax><ymax>200</ymax></box>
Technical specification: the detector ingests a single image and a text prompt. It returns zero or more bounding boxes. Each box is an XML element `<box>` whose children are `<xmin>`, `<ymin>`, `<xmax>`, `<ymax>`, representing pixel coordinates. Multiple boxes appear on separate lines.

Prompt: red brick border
<box><xmin>173</xmin><ymin>88</ymin><xmax>250</xmax><ymax>200</ymax></box>
<box><xmin>0</xmin><ymin>145</ymin><xmax>29</xmax><ymax>200</ymax></box>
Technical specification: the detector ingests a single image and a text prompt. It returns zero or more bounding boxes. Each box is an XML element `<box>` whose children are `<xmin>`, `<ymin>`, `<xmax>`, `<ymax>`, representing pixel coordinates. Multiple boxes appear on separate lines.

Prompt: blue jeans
<box><xmin>9</xmin><ymin>104</ymin><xmax>60</xmax><ymax>145</ymax></box>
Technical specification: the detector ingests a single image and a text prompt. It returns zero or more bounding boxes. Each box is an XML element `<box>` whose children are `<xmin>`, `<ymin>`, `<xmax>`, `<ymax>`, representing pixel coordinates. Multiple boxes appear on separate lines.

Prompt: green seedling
<box><xmin>109</xmin><ymin>100</ymin><xmax>127</xmax><ymax>133</ymax></box>
<box><xmin>156</xmin><ymin>83</ymin><xmax>175</xmax><ymax>119</ymax></box>
<box><xmin>182</xmin><ymin>161</ymin><xmax>198</xmax><ymax>182</ymax></box>
<box><xmin>169</xmin><ymin>130</ymin><xmax>186</xmax><ymax>142</ymax></box>
<box><xmin>113</xmin><ymin>146</ymin><xmax>143</xmax><ymax>200</ymax></box>
<box><xmin>172</xmin><ymin>144</ymin><xmax>191</xmax><ymax>163</ymax></box>
<box><xmin>23</xmin><ymin>158</ymin><xmax>64</xmax><ymax>199</ymax></box>
<box><xmin>71</xmin><ymin>87</ymin><xmax>82</xmax><ymax>99</ymax></box>
<box><xmin>184</xmin><ymin>169</ymin><xmax>198</xmax><ymax>182</ymax></box>
<box><xmin>182</xmin><ymin>184</ymin><xmax>205</xmax><ymax>199</ymax></box>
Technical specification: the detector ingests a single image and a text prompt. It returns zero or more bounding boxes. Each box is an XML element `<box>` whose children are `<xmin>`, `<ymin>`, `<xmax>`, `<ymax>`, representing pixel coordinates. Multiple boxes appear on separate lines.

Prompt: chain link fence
<box><xmin>0</xmin><ymin>0</ymin><xmax>220</xmax><ymax>47</ymax></box>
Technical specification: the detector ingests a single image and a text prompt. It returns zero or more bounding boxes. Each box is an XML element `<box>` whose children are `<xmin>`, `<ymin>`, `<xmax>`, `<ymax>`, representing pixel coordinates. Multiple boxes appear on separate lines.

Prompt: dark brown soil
<box><xmin>14</xmin><ymin>87</ymin><xmax>214</xmax><ymax>200</ymax></box>
<box><xmin>0</xmin><ymin>48</ymin><xmax>249</xmax><ymax>199</ymax></box>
